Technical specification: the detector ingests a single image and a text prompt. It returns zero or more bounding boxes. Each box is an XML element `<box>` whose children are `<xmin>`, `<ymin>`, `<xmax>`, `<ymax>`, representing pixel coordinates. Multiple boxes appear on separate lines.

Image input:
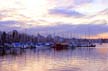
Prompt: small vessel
<box><xmin>52</xmin><ymin>43</ymin><xmax>69</xmax><ymax>50</ymax></box>
<box><xmin>12</xmin><ymin>43</ymin><xmax>23</xmax><ymax>48</ymax></box>
<box><xmin>76</xmin><ymin>42</ymin><xmax>96</xmax><ymax>47</ymax></box>
<box><xmin>69</xmin><ymin>40</ymin><xmax>96</xmax><ymax>47</ymax></box>
<box><xmin>35</xmin><ymin>43</ymin><xmax>50</xmax><ymax>50</ymax></box>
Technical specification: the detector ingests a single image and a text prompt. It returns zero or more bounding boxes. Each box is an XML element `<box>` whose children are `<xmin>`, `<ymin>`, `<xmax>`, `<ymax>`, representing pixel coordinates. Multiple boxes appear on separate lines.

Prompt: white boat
<box><xmin>12</xmin><ymin>43</ymin><xmax>23</xmax><ymax>48</ymax></box>
<box><xmin>35</xmin><ymin>43</ymin><xmax>50</xmax><ymax>50</ymax></box>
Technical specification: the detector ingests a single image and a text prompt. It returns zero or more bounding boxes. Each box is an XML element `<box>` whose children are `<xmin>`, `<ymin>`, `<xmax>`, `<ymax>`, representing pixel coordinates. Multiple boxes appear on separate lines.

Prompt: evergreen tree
<box><xmin>1</xmin><ymin>32</ymin><xmax>7</xmax><ymax>45</ymax></box>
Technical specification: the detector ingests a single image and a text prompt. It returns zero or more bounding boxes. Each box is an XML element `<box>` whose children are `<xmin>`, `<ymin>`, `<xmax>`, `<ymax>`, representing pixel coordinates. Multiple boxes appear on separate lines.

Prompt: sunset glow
<box><xmin>0</xmin><ymin>0</ymin><xmax>108</xmax><ymax>38</ymax></box>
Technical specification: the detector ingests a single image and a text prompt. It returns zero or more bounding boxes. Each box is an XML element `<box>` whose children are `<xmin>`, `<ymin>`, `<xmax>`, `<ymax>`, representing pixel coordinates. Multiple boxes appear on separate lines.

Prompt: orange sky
<box><xmin>83</xmin><ymin>33</ymin><xmax>108</xmax><ymax>39</ymax></box>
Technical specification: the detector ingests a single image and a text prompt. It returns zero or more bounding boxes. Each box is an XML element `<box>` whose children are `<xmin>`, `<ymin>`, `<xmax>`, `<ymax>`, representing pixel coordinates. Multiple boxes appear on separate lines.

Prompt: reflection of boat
<box><xmin>52</xmin><ymin>43</ymin><xmax>69</xmax><ymax>50</ymax></box>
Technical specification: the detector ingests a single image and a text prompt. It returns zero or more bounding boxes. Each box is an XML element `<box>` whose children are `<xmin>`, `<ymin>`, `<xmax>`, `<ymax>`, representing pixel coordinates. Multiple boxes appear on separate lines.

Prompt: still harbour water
<box><xmin>0</xmin><ymin>44</ymin><xmax>108</xmax><ymax>71</ymax></box>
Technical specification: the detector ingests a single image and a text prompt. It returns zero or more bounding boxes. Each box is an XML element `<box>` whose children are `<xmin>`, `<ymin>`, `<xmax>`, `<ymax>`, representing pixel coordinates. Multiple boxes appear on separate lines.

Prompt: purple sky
<box><xmin>0</xmin><ymin>0</ymin><xmax>108</xmax><ymax>38</ymax></box>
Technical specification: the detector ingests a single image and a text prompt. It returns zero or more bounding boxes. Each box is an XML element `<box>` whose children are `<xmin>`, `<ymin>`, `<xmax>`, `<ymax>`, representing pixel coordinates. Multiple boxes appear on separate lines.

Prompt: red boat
<box><xmin>52</xmin><ymin>43</ymin><xmax>69</xmax><ymax>50</ymax></box>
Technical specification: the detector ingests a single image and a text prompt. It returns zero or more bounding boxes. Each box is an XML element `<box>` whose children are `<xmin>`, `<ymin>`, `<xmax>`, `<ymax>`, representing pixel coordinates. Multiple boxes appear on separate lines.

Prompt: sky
<box><xmin>0</xmin><ymin>0</ymin><xmax>108</xmax><ymax>39</ymax></box>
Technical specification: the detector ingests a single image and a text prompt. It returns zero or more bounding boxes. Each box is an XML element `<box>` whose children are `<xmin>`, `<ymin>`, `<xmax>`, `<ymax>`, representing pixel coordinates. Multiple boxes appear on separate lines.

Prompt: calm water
<box><xmin>0</xmin><ymin>44</ymin><xmax>108</xmax><ymax>71</ymax></box>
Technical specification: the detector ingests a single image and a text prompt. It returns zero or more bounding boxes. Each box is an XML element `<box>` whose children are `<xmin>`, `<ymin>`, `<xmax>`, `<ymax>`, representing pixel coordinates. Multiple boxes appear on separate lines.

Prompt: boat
<box><xmin>35</xmin><ymin>43</ymin><xmax>50</xmax><ymax>50</ymax></box>
<box><xmin>12</xmin><ymin>43</ymin><xmax>23</xmax><ymax>48</ymax></box>
<box><xmin>76</xmin><ymin>42</ymin><xmax>96</xmax><ymax>47</ymax></box>
<box><xmin>52</xmin><ymin>43</ymin><xmax>69</xmax><ymax>50</ymax></box>
<box><xmin>69</xmin><ymin>40</ymin><xmax>96</xmax><ymax>47</ymax></box>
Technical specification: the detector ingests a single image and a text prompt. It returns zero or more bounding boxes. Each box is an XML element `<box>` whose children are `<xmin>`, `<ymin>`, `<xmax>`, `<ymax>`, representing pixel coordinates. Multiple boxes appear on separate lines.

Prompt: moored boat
<box><xmin>35</xmin><ymin>43</ymin><xmax>51</xmax><ymax>50</ymax></box>
<box><xmin>52</xmin><ymin>43</ymin><xmax>69</xmax><ymax>50</ymax></box>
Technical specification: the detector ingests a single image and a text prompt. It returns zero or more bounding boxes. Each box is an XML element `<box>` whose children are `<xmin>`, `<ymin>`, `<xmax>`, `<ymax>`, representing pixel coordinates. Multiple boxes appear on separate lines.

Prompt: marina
<box><xmin>0</xmin><ymin>0</ymin><xmax>108</xmax><ymax>71</ymax></box>
<box><xmin>0</xmin><ymin>41</ymin><xmax>96</xmax><ymax>50</ymax></box>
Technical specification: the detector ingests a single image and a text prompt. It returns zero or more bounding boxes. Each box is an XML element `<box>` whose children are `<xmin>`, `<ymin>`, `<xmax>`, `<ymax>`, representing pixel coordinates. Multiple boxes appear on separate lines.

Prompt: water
<box><xmin>0</xmin><ymin>44</ymin><xmax>108</xmax><ymax>71</ymax></box>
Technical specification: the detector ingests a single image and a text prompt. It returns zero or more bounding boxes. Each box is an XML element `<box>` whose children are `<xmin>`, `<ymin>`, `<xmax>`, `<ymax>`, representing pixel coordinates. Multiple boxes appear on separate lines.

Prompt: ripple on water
<box><xmin>0</xmin><ymin>44</ymin><xmax>108</xmax><ymax>71</ymax></box>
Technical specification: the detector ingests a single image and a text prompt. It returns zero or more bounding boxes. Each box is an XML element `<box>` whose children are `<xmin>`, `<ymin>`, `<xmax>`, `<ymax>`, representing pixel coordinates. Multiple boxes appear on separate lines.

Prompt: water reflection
<box><xmin>0</xmin><ymin>44</ymin><xmax>108</xmax><ymax>71</ymax></box>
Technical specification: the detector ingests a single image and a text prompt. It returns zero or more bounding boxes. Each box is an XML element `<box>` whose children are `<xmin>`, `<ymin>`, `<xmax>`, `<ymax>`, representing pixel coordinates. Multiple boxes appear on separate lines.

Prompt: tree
<box><xmin>12</xmin><ymin>30</ymin><xmax>19</xmax><ymax>42</ymax></box>
<box><xmin>1</xmin><ymin>32</ymin><xmax>7</xmax><ymax>45</ymax></box>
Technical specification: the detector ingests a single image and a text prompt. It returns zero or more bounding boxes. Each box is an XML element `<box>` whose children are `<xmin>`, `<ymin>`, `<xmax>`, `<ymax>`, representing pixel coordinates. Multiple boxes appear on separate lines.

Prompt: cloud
<box><xmin>74</xmin><ymin>0</ymin><xmax>93</xmax><ymax>5</ymax></box>
<box><xmin>74</xmin><ymin>24</ymin><xmax>108</xmax><ymax>35</ymax></box>
<box><xmin>0</xmin><ymin>0</ymin><xmax>108</xmax><ymax>26</ymax></box>
<box><xmin>75</xmin><ymin>0</ymin><xmax>108</xmax><ymax>14</ymax></box>
<box><xmin>0</xmin><ymin>24</ymin><xmax>22</xmax><ymax>32</ymax></box>
<box><xmin>23</xmin><ymin>24</ymin><xmax>108</xmax><ymax>38</ymax></box>
<box><xmin>0</xmin><ymin>20</ymin><xmax>21</xmax><ymax>25</ymax></box>
<box><xmin>49</xmin><ymin>8</ymin><xmax>84</xmax><ymax>17</ymax></box>
<box><xmin>0</xmin><ymin>19</ymin><xmax>108</xmax><ymax>38</ymax></box>
<box><xmin>0</xmin><ymin>0</ymin><xmax>108</xmax><ymax>39</ymax></box>
<box><xmin>51</xmin><ymin>0</ymin><xmax>93</xmax><ymax>9</ymax></box>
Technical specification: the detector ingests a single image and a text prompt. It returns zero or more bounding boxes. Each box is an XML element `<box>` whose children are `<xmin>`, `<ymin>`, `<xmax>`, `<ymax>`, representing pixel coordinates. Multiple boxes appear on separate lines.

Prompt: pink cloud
<box><xmin>101</xmin><ymin>0</ymin><xmax>108</xmax><ymax>4</ymax></box>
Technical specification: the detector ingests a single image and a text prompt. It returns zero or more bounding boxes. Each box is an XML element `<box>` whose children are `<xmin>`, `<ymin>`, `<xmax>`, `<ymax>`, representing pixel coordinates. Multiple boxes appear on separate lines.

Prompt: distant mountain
<box><xmin>0</xmin><ymin>23</ymin><xmax>23</xmax><ymax>32</ymax></box>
